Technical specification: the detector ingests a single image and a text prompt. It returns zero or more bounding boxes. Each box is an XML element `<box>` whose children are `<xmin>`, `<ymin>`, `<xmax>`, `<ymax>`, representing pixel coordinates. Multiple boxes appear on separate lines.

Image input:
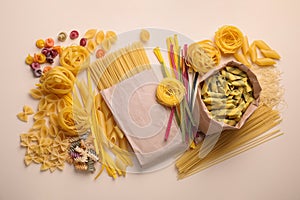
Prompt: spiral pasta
<box><xmin>214</xmin><ymin>25</ymin><xmax>244</xmax><ymax>54</ymax></box>
<box><xmin>59</xmin><ymin>45</ymin><xmax>90</xmax><ymax>75</ymax></box>
<box><xmin>156</xmin><ymin>78</ymin><xmax>186</xmax><ymax>107</ymax></box>
<box><xmin>41</xmin><ymin>66</ymin><xmax>75</xmax><ymax>96</ymax></box>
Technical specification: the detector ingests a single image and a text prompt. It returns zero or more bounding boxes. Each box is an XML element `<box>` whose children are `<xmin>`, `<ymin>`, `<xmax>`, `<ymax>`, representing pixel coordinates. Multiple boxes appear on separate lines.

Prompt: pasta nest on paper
<box><xmin>156</xmin><ymin>78</ymin><xmax>186</xmax><ymax>107</ymax></box>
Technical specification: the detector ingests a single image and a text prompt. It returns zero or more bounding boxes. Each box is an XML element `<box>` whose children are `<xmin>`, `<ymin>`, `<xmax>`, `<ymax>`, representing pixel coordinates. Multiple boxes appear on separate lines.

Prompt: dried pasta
<box><xmin>156</xmin><ymin>78</ymin><xmax>186</xmax><ymax>107</ymax></box>
<box><xmin>89</xmin><ymin>42</ymin><xmax>151</xmax><ymax>90</ymax></box>
<box><xmin>198</xmin><ymin>40</ymin><xmax>221</xmax><ymax>65</ymax></box>
<box><xmin>84</xmin><ymin>29</ymin><xmax>97</xmax><ymax>39</ymax></box>
<box><xmin>186</xmin><ymin>42</ymin><xmax>215</xmax><ymax>75</ymax></box>
<box><xmin>59</xmin><ymin>45</ymin><xmax>90</xmax><ymax>75</ymax></box>
<box><xmin>140</xmin><ymin>29</ymin><xmax>150</xmax><ymax>42</ymax></box>
<box><xmin>176</xmin><ymin>104</ymin><xmax>282</xmax><ymax>179</ymax></box>
<box><xmin>41</xmin><ymin>66</ymin><xmax>75</xmax><ymax>96</ymax></box>
<box><xmin>214</xmin><ymin>25</ymin><xmax>244</xmax><ymax>54</ymax></box>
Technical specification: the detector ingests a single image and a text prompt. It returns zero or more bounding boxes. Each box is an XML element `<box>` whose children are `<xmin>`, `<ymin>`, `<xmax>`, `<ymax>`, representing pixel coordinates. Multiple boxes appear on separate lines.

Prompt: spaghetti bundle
<box><xmin>89</xmin><ymin>42</ymin><xmax>151</xmax><ymax>90</ymax></box>
<box><xmin>176</xmin><ymin>104</ymin><xmax>282</xmax><ymax>179</ymax></box>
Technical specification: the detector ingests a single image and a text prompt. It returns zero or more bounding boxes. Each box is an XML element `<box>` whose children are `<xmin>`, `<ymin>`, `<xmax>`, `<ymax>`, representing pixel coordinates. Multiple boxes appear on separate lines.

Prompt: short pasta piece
<box><xmin>140</xmin><ymin>29</ymin><xmax>150</xmax><ymax>42</ymax></box>
<box><xmin>84</xmin><ymin>29</ymin><xmax>97</xmax><ymax>39</ymax></box>
<box><xmin>255</xmin><ymin>58</ymin><xmax>276</xmax><ymax>66</ymax></box>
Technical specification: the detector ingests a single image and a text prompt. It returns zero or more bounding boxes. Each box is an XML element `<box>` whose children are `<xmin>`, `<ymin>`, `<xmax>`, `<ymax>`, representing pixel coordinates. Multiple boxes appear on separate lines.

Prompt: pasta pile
<box><xmin>176</xmin><ymin>104</ymin><xmax>282</xmax><ymax>179</ymax></box>
<box><xmin>18</xmin><ymin>26</ymin><xmax>283</xmax><ymax>180</ymax></box>
<box><xmin>201</xmin><ymin>66</ymin><xmax>254</xmax><ymax>126</ymax></box>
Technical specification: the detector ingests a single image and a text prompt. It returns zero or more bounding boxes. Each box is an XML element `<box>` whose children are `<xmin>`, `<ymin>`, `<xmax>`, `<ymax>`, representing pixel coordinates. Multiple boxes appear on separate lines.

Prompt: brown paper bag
<box><xmin>197</xmin><ymin>61</ymin><xmax>262</xmax><ymax>135</ymax></box>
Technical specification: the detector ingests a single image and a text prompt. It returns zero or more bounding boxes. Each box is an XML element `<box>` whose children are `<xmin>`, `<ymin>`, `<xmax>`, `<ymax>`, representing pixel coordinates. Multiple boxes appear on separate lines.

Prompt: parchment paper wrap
<box><xmin>197</xmin><ymin>61</ymin><xmax>262</xmax><ymax>135</ymax></box>
<box><xmin>101</xmin><ymin>68</ymin><xmax>186</xmax><ymax>168</ymax></box>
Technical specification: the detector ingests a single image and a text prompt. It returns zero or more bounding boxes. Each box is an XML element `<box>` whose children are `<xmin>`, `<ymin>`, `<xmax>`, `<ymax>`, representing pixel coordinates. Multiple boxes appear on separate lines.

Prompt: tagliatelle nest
<box><xmin>214</xmin><ymin>25</ymin><xmax>244</xmax><ymax>54</ymax></box>
<box><xmin>186</xmin><ymin>43</ymin><xmax>215</xmax><ymax>76</ymax></box>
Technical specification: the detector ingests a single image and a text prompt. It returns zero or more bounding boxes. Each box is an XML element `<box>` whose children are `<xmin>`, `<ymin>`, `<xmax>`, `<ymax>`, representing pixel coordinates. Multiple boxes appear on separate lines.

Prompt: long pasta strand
<box><xmin>176</xmin><ymin>104</ymin><xmax>282</xmax><ymax>179</ymax></box>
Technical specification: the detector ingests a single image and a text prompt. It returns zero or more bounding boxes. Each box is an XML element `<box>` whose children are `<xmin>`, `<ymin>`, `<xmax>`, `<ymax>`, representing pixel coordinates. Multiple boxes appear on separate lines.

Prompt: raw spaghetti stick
<box><xmin>176</xmin><ymin>104</ymin><xmax>282</xmax><ymax>179</ymax></box>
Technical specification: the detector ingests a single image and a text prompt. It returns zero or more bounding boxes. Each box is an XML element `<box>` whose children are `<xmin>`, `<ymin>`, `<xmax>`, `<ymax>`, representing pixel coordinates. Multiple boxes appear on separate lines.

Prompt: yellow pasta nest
<box><xmin>41</xmin><ymin>66</ymin><xmax>75</xmax><ymax>95</ymax></box>
<box><xmin>186</xmin><ymin>43</ymin><xmax>215</xmax><ymax>75</ymax></box>
<box><xmin>59</xmin><ymin>45</ymin><xmax>90</xmax><ymax>75</ymax></box>
<box><xmin>58</xmin><ymin>106</ymin><xmax>90</xmax><ymax>136</ymax></box>
<box><xmin>156</xmin><ymin>78</ymin><xmax>186</xmax><ymax>107</ymax></box>
<box><xmin>214</xmin><ymin>25</ymin><xmax>244</xmax><ymax>54</ymax></box>
<box><xmin>198</xmin><ymin>40</ymin><xmax>221</xmax><ymax>65</ymax></box>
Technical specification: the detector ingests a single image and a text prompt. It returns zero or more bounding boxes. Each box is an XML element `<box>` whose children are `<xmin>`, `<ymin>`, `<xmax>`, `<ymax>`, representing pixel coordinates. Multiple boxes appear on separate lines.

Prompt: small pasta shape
<box><xmin>234</xmin><ymin>53</ymin><xmax>251</xmax><ymax>67</ymax></box>
<box><xmin>248</xmin><ymin>43</ymin><xmax>257</xmax><ymax>63</ymax></box>
<box><xmin>84</xmin><ymin>29</ymin><xmax>97</xmax><ymax>39</ymax></box>
<box><xmin>45</xmin><ymin>94</ymin><xmax>59</xmax><ymax>103</ymax></box>
<box><xmin>260</xmin><ymin>49</ymin><xmax>281</xmax><ymax>60</ymax></box>
<box><xmin>33</xmin><ymin>110</ymin><xmax>46</xmax><ymax>120</ymax></box>
<box><xmin>140</xmin><ymin>29</ymin><xmax>150</xmax><ymax>42</ymax></box>
<box><xmin>17</xmin><ymin>112</ymin><xmax>28</xmax><ymax>122</ymax></box>
<box><xmin>242</xmin><ymin>36</ymin><xmax>249</xmax><ymax>55</ymax></box>
<box><xmin>30</xmin><ymin>88</ymin><xmax>43</xmax><ymax>99</ymax></box>
<box><xmin>86</xmin><ymin>40</ymin><xmax>97</xmax><ymax>53</ymax></box>
<box><xmin>105</xmin><ymin>31</ymin><xmax>117</xmax><ymax>44</ymax></box>
<box><xmin>31</xmin><ymin>119</ymin><xmax>46</xmax><ymax>130</ymax></box>
<box><xmin>38</xmin><ymin>98</ymin><xmax>47</xmax><ymax>111</ymax></box>
<box><xmin>101</xmin><ymin>38</ymin><xmax>111</xmax><ymax>52</ymax></box>
<box><xmin>253</xmin><ymin>40</ymin><xmax>271</xmax><ymax>50</ymax></box>
<box><xmin>255</xmin><ymin>58</ymin><xmax>276</xmax><ymax>66</ymax></box>
<box><xmin>23</xmin><ymin>105</ymin><xmax>34</xmax><ymax>115</ymax></box>
<box><xmin>95</xmin><ymin>30</ymin><xmax>105</xmax><ymax>45</ymax></box>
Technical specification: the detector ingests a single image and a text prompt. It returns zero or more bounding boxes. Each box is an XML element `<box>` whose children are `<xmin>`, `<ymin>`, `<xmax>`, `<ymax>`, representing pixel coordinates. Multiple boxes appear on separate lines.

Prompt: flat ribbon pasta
<box><xmin>214</xmin><ymin>25</ymin><xmax>244</xmax><ymax>54</ymax></box>
<box><xmin>41</xmin><ymin>66</ymin><xmax>75</xmax><ymax>96</ymax></box>
<box><xmin>59</xmin><ymin>45</ymin><xmax>90</xmax><ymax>75</ymax></box>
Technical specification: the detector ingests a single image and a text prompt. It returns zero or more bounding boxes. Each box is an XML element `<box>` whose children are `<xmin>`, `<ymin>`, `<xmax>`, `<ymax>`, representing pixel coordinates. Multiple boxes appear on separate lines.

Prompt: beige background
<box><xmin>0</xmin><ymin>0</ymin><xmax>299</xmax><ymax>199</ymax></box>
